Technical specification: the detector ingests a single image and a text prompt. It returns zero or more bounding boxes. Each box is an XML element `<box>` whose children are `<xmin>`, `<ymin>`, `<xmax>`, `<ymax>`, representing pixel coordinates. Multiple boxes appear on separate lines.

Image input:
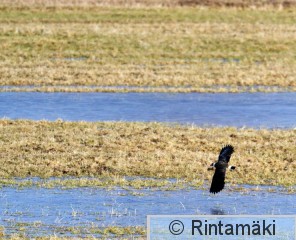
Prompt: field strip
<box><xmin>0</xmin><ymin>120</ymin><xmax>295</xmax><ymax>186</ymax></box>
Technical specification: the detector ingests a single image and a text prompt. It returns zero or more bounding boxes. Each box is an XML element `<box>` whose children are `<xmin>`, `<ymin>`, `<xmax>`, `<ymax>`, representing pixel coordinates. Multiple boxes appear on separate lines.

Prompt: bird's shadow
<box><xmin>210</xmin><ymin>207</ymin><xmax>226</xmax><ymax>215</ymax></box>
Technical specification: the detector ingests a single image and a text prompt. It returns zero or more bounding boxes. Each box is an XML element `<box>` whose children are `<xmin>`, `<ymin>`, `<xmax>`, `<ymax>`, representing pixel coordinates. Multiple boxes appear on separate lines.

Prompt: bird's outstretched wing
<box><xmin>210</xmin><ymin>168</ymin><xmax>226</xmax><ymax>194</ymax></box>
<box><xmin>218</xmin><ymin>145</ymin><xmax>234</xmax><ymax>163</ymax></box>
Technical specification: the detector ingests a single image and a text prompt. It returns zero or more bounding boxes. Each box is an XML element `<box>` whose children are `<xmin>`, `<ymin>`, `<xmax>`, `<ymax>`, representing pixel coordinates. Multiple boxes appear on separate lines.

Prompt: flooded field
<box><xmin>0</xmin><ymin>92</ymin><xmax>296</xmax><ymax>238</ymax></box>
<box><xmin>1</xmin><ymin>2</ymin><xmax>296</xmax><ymax>238</ymax></box>
<box><xmin>1</xmin><ymin>184</ymin><xmax>295</xmax><ymax>237</ymax></box>
<box><xmin>0</xmin><ymin>92</ymin><xmax>295</xmax><ymax>128</ymax></box>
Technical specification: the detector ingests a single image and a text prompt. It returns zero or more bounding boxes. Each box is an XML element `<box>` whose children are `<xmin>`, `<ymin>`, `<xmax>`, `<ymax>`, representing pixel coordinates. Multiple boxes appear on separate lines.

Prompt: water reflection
<box><xmin>210</xmin><ymin>207</ymin><xmax>226</xmax><ymax>215</ymax></box>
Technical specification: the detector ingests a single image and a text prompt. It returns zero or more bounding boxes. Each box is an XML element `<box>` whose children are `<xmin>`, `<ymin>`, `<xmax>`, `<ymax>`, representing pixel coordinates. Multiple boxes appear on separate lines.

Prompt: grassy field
<box><xmin>0</xmin><ymin>4</ymin><xmax>295</xmax><ymax>92</ymax></box>
<box><xmin>0</xmin><ymin>120</ymin><xmax>295</xmax><ymax>186</ymax></box>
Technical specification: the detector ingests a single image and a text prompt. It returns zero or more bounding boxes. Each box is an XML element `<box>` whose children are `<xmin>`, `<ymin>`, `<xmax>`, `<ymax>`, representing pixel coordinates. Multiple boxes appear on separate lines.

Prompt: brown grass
<box><xmin>0</xmin><ymin>18</ymin><xmax>296</xmax><ymax>90</ymax></box>
<box><xmin>4</xmin><ymin>233</ymin><xmax>145</xmax><ymax>240</ymax></box>
<box><xmin>178</xmin><ymin>0</ymin><xmax>296</xmax><ymax>8</ymax></box>
<box><xmin>1</xmin><ymin>85</ymin><xmax>294</xmax><ymax>93</ymax></box>
<box><xmin>0</xmin><ymin>0</ymin><xmax>296</xmax><ymax>8</ymax></box>
<box><xmin>0</xmin><ymin>120</ymin><xmax>295</xmax><ymax>186</ymax></box>
<box><xmin>0</xmin><ymin>2</ymin><xmax>294</xmax><ymax>92</ymax></box>
<box><xmin>2</xmin><ymin>226</ymin><xmax>145</xmax><ymax>239</ymax></box>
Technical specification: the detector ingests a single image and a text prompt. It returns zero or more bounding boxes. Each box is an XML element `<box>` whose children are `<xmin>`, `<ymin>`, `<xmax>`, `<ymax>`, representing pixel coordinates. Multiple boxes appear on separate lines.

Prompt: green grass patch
<box><xmin>0</xmin><ymin>8</ymin><xmax>295</xmax><ymax>24</ymax></box>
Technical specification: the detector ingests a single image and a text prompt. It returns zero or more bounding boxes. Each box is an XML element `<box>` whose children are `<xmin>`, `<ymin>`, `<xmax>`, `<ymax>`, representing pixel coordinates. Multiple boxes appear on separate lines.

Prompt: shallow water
<box><xmin>0</xmin><ymin>92</ymin><xmax>295</xmax><ymax>128</ymax></box>
<box><xmin>0</xmin><ymin>185</ymin><xmax>295</xmax><ymax>237</ymax></box>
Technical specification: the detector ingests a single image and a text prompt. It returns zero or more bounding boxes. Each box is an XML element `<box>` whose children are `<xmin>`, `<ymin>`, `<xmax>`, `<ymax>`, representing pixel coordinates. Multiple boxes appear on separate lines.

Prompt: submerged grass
<box><xmin>0</xmin><ymin>6</ymin><xmax>295</xmax><ymax>91</ymax></box>
<box><xmin>1</xmin><ymin>177</ymin><xmax>295</xmax><ymax>193</ymax></box>
<box><xmin>0</xmin><ymin>176</ymin><xmax>190</xmax><ymax>190</ymax></box>
<box><xmin>0</xmin><ymin>120</ymin><xmax>295</xmax><ymax>186</ymax></box>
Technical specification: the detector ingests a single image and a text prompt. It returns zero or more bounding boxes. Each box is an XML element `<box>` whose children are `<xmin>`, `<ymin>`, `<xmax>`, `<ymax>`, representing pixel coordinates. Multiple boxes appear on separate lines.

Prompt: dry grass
<box><xmin>1</xmin><ymin>226</ymin><xmax>145</xmax><ymax>239</ymax></box>
<box><xmin>0</xmin><ymin>7</ymin><xmax>295</xmax><ymax>91</ymax></box>
<box><xmin>0</xmin><ymin>0</ymin><xmax>296</xmax><ymax>8</ymax></box>
<box><xmin>0</xmin><ymin>120</ymin><xmax>295</xmax><ymax>186</ymax></box>
<box><xmin>1</xmin><ymin>236</ymin><xmax>145</xmax><ymax>240</ymax></box>
<box><xmin>1</xmin><ymin>86</ymin><xmax>294</xmax><ymax>93</ymax></box>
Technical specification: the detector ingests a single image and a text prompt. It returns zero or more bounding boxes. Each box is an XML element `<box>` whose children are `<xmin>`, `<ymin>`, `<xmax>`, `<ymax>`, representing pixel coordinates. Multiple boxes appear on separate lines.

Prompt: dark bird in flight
<box><xmin>209</xmin><ymin>145</ymin><xmax>235</xmax><ymax>194</ymax></box>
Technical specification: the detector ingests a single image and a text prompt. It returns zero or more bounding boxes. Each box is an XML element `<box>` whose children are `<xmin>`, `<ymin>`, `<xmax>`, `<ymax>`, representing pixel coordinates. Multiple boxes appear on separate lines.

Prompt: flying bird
<box><xmin>209</xmin><ymin>145</ymin><xmax>235</xmax><ymax>194</ymax></box>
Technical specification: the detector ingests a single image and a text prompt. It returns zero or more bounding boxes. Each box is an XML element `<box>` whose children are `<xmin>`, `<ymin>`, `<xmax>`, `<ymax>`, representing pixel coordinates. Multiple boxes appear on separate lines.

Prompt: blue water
<box><xmin>0</xmin><ymin>185</ymin><xmax>295</xmax><ymax>237</ymax></box>
<box><xmin>0</xmin><ymin>92</ymin><xmax>295</xmax><ymax>128</ymax></box>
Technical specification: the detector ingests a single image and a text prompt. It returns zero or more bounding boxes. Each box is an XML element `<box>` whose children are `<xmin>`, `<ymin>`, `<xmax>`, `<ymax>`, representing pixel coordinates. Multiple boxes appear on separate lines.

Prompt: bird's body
<box><xmin>209</xmin><ymin>145</ymin><xmax>235</xmax><ymax>194</ymax></box>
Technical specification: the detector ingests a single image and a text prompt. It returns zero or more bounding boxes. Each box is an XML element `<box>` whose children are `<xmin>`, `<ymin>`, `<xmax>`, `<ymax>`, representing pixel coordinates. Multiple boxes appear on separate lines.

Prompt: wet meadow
<box><xmin>0</xmin><ymin>0</ymin><xmax>295</xmax><ymax>239</ymax></box>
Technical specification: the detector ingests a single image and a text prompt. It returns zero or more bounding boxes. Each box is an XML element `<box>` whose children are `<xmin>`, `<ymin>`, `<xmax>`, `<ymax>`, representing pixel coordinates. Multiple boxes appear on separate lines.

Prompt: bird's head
<box><xmin>207</xmin><ymin>162</ymin><xmax>216</xmax><ymax>171</ymax></box>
